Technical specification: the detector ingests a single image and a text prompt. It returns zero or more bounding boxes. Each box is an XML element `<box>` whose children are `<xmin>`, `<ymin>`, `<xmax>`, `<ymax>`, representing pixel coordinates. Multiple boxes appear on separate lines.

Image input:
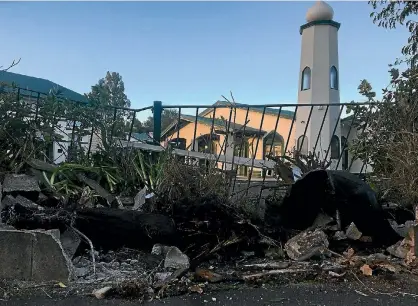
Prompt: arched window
<box><xmin>301</xmin><ymin>67</ymin><xmax>311</xmax><ymax>91</ymax></box>
<box><xmin>263</xmin><ymin>131</ymin><xmax>284</xmax><ymax>177</ymax></box>
<box><xmin>330</xmin><ymin>135</ymin><xmax>340</xmax><ymax>159</ymax></box>
<box><xmin>263</xmin><ymin>131</ymin><xmax>284</xmax><ymax>158</ymax></box>
<box><xmin>330</xmin><ymin>66</ymin><xmax>338</xmax><ymax>90</ymax></box>
<box><xmin>297</xmin><ymin>135</ymin><xmax>309</xmax><ymax>155</ymax></box>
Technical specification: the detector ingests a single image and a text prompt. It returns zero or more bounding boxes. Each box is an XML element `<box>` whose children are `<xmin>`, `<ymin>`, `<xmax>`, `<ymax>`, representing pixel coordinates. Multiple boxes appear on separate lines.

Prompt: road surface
<box><xmin>8</xmin><ymin>283</ymin><xmax>418</xmax><ymax>306</ymax></box>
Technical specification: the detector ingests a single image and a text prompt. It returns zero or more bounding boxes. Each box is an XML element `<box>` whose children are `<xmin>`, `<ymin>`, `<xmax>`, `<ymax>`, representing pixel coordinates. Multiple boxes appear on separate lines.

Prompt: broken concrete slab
<box><xmin>2</xmin><ymin>174</ymin><xmax>40</xmax><ymax>196</ymax></box>
<box><xmin>387</xmin><ymin>239</ymin><xmax>410</xmax><ymax>259</ymax></box>
<box><xmin>0</xmin><ymin>230</ymin><xmax>34</xmax><ymax>280</ymax></box>
<box><xmin>15</xmin><ymin>195</ymin><xmax>44</xmax><ymax>211</ymax></box>
<box><xmin>46</xmin><ymin>229</ymin><xmax>61</xmax><ymax>240</ymax></box>
<box><xmin>164</xmin><ymin>246</ymin><xmax>190</xmax><ymax>269</ymax></box>
<box><xmin>346</xmin><ymin>222</ymin><xmax>362</xmax><ymax>240</ymax></box>
<box><xmin>31</xmin><ymin>229</ymin><xmax>75</xmax><ymax>282</ymax></box>
<box><xmin>0</xmin><ymin>229</ymin><xmax>75</xmax><ymax>282</ymax></box>
<box><xmin>60</xmin><ymin>228</ymin><xmax>81</xmax><ymax>259</ymax></box>
<box><xmin>1</xmin><ymin>195</ymin><xmax>18</xmax><ymax>210</ymax></box>
<box><xmin>284</xmin><ymin>229</ymin><xmax>329</xmax><ymax>261</ymax></box>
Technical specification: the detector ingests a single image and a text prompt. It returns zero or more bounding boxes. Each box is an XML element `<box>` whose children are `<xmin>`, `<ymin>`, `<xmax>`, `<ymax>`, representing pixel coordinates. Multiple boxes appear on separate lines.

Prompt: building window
<box><xmin>301</xmin><ymin>67</ymin><xmax>311</xmax><ymax>91</ymax></box>
<box><xmin>297</xmin><ymin>135</ymin><xmax>308</xmax><ymax>155</ymax></box>
<box><xmin>330</xmin><ymin>135</ymin><xmax>340</xmax><ymax>159</ymax></box>
<box><xmin>330</xmin><ymin>66</ymin><xmax>338</xmax><ymax>90</ymax></box>
<box><xmin>57</xmin><ymin>148</ymin><xmax>63</xmax><ymax>153</ymax></box>
<box><xmin>264</xmin><ymin>132</ymin><xmax>284</xmax><ymax>158</ymax></box>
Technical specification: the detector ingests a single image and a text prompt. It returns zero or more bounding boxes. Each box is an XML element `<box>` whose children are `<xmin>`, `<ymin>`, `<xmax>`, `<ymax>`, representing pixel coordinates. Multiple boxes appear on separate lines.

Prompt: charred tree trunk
<box><xmin>3</xmin><ymin>205</ymin><xmax>177</xmax><ymax>251</ymax></box>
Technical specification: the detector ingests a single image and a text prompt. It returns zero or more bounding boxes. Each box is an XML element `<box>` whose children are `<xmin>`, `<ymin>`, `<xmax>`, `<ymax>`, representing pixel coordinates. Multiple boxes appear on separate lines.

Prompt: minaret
<box><xmin>295</xmin><ymin>1</ymin><xmax>341</xmax><ymax>167</ymax></box>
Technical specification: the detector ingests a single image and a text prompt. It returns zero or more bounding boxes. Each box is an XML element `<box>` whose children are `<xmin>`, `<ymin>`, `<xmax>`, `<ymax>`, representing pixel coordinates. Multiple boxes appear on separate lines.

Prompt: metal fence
<box><xmin>1</xmin><ymin>86</ymin><xmax>374</xmax><ymax>200</ymax></box>
<box><xmin>150</xmin><ymin>100</ymin><xmax>374</xmax><ymax>199</ymax></box>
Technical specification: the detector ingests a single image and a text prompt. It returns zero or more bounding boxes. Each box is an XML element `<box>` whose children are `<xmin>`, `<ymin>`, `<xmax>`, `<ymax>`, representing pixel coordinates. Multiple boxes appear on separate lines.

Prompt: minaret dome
<box><xmin>306</xmin><ymin>1</ymin><xmax>334</xmax><ymax>23</ymax></box>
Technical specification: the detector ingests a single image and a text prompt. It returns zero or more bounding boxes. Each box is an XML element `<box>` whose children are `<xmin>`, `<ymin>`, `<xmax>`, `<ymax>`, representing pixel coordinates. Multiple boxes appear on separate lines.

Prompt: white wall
<box><xmin>341</xmin><ymin>122</ymin><xmax>373</xmax><ymax>174</ymax></box>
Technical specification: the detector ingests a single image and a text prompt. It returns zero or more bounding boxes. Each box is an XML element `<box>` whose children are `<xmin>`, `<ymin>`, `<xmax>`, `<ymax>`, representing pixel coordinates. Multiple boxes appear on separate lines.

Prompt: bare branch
<box><xmin>0</xmin><ymin>58</ymin><xmax>21</xmax><ymax>72</ymax></box>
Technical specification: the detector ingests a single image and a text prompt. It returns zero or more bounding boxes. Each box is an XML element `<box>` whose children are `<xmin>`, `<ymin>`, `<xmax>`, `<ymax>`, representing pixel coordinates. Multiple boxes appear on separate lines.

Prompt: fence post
<box><xmin>153</xmin><ymin>101</ymin><xmax>162</xmax><ymax>143</ymax></box>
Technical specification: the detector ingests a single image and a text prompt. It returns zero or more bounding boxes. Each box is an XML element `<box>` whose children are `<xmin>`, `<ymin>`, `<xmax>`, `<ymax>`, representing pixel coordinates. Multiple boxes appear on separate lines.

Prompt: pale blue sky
<box><xmin>0</xmin><ymin>1</ymin><xmax>409</xmax><ymax>110</ymax></box>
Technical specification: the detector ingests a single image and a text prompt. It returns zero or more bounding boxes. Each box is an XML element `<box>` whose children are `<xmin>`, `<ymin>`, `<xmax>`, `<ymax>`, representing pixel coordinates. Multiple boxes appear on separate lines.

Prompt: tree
<box><xmin>143</xmin><ymin>109</ymin><xmax>179</xmax><ymax>132</ymax></box>
<box><xmin>87</xmin><ymin>71</ymin><xmax>131</xmax><ymax>109</ymax></box>
<box><xmin>370</xmin><ymin>0</ymin><xmax>418</xmax><ymax>64</ymax></box>
<box><xmin>87</xmin><ymin>72</ymin><xmax>132</xmax><ymax>146</ymax></box>
<box><xmin>124</xmin><ymin>117</ymin><xmax>145</xmax><ymax>134</ymax></box>
<box><xmin>346</xmin><ymin>2</ymin><xmax>418</xmax><ymax>207</ymax></box>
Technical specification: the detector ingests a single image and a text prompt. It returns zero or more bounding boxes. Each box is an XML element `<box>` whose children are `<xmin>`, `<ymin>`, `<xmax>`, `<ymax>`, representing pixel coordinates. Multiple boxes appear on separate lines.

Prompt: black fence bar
<box><xmin>312</xmin><ymin>105</ymin><xmax>330</xmax><ymax>155</ymax></box>
<box><xmin>209</xmin><ymin>107</ymin><xmax>217</xmax><ymax>154</ymax></box>
<box><xmin>176</xmin><ymin>107</ymin><xmax>182</xmax><ymax>147</ymax></box>
<box><xmin>324</xmin><ymin>105</ymin><xmax>345</xmax><ymax>162</ymax></box>
<box><xmin>298</xmin><ymin>105</ymin><xmax>314</xmax><ymax>152</ymax></box>
<box><xmin>284</xmin><ymin>106</ymin><xmax>298</xmax><ymax>155</ymax></box>
<box><xmin>222</xmin><ymin>107</ymin><xmax>234</xmax><ymax>171</ymax></box>
<box><xmin>192</xmin><ymin>108</ymin><xmax>199</xmax><ymax>152</ymax></box>
<box><xmin>127</xmin><ymin>111</ymin><xmax>136</xmax><ymax>142</ymax></box>
<box><xmin>246</xmin><ymin>106</ymin><xmax>267</xmax><ymax>193</ymax></box>
<box><xmin>257</xmin><ymin>106</ymin><xmax>283</xmax><ymax>203</ymax></box>
<box><xmin>232</xmin><ymin>106</ymin><xmax>250</xmax><ymax>194</ymax></box>
<box><xmin>336</xmin><ymin>105</ymin><xmax>360</xmax><ymax>169</ymax></box>
<box><xmin>163</xmin><ymin>102</ymin><xmax>377</xmax><ymax>109</ymax></box>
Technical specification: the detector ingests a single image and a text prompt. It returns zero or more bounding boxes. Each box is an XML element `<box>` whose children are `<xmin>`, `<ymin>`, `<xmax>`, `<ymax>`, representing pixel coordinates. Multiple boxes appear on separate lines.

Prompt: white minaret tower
<box><xmin>295</xmin><ymin>1</ymin><xmax>341</xmax><ymax>168</ymax></box>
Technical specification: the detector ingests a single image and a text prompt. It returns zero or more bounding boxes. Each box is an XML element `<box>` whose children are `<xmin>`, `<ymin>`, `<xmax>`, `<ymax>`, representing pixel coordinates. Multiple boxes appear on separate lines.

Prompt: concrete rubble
<box><xmin>0</xmin><ymin>229</ymin><xmax>75</xmax><ymax>282</ymax></box>
<box><xmin>164</xmin><ymin>246</ymin><xmax>190</xmax><ymax>269</ymax></box>
<box><xmin>284</xmin><ymin>229</ymin><xmax>330</xmax><ymax>261</ymax></box>
<box><xmin>2</xmin><ymin>174</ymin><xmax>41</xmax><ymax>199</ymax></box>
<box><xmin>346</xmin><ymin>222</ymin><xmax>363</xmax><ymax>240</ymax></box>
<box><xmin>0</xmin><ymin>169</ymin><xmax>417</xmax><ymax>302</ymax></box>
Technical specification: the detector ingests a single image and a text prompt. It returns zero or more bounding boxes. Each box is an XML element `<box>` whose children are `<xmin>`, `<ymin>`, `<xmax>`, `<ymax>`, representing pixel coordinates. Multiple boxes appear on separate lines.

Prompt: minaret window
<box><xmin>330</xmin><ymin>66</ymin><xmax>338</xmax><ymax>90</ymax></box>
<box><xmin>301</xmin><ymin>67</ymin><xmax>311</xmax><ymax>91</ymax></box>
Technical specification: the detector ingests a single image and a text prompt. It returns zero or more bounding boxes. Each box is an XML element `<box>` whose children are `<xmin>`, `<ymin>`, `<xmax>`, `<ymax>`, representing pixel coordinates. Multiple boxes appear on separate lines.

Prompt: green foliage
<box><xmin>86</xmin><ymin>72</ymin><xmax>134</xmax><ymax>146</ymax></box>
<box><xmin>370</xmin><ymin>0</ymin><xmax>418</xmax><ymax>63</ymax></box>
<box><xmin>0</xmin><ymin>83</ymin><xmax>75</xmax><ymax>172</ymax></box>
<box><xmin>133</xmin><ymin>150</ymin><xmax>167</xmax><ymax>193</ymax></box>
<box><xmin>143</xmin><ymin>109</ymin><xmax>179</xmax><ymax>132</ymax></box>
<box><xmin>346</xmin><ymin>3</ymin><xmax>418</xmax><ymax>206</ymax></box>
<box><xmin>87</xmin><ymin>71</ymin><xmax>131</xmax><ymax>109</ymax></box>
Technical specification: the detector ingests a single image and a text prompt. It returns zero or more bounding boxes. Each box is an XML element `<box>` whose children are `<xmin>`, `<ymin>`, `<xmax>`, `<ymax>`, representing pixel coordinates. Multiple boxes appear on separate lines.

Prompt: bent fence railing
<box><xmin>1</xmin><ymin>85</ymin><xmax>375</xmax><ymax>200</ymax></box>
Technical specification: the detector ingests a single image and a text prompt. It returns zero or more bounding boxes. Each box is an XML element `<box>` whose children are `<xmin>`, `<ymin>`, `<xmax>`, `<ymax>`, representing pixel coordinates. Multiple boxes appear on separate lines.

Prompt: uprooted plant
<box><xmin>268</xmin><ymin>148</ymin><xmax>332</xmax><ymax>184</ymax></box>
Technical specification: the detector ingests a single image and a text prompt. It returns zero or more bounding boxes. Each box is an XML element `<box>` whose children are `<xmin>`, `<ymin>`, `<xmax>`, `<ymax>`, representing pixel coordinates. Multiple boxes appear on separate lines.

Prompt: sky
<box><xmin>0</xmin><ymin>1</ymin><xmax>410</xmax><ymax>113</ymax></box>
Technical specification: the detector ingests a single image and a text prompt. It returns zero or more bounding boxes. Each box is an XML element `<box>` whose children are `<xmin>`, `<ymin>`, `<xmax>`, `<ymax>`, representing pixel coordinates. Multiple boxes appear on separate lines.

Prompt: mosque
<box><xmin>161</xmin><ymin>1</ymin><xmax>367</xmax><ymax>177</ymax></box>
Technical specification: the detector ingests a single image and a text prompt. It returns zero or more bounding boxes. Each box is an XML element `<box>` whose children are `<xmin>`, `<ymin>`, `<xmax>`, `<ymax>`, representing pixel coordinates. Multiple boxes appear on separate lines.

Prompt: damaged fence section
<box><xmin>1</xmin><ymin>85</ymin><xmax>375</xmax><ymax>192</ymax></box>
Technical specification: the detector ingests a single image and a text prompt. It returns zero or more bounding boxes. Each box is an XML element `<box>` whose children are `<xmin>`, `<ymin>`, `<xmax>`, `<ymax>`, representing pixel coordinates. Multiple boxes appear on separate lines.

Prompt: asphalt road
<box><xmin>7</xmin><ymin>283</ymin><xmax>418</xmax><ymax>306</ymax></box>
